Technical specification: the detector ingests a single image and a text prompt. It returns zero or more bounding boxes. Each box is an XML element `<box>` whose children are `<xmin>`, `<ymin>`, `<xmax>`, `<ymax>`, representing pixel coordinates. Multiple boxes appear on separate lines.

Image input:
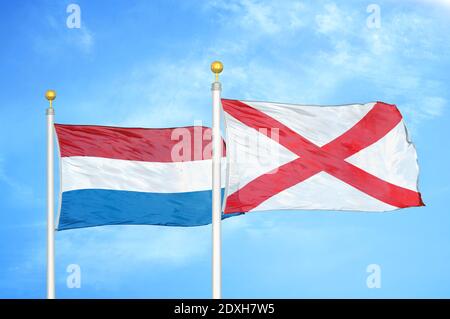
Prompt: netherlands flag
<box><xmin>55</xmin><ymin>124</ymin><xmax>230</xmax><ymax>230</ymax></box>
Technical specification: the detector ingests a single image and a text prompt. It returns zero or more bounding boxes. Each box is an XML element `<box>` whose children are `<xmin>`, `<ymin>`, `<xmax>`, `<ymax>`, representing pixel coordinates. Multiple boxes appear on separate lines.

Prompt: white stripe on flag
<box><xmin>61</xmin><ymin>156</ymin><xmax>226</xmax><ymax>193</ymax></box>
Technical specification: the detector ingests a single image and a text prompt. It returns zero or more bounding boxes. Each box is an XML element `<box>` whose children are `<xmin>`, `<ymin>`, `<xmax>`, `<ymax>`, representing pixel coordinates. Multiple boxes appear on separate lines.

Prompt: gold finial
<box><xmin>45</xmin><ymin>90</ymin><xmax>56</xmax><ymax>108</ymax></box>
<box><xmin>211</xmin><ymin>61</ymin><xmax>223</xmax><ymax>82</ymax></box>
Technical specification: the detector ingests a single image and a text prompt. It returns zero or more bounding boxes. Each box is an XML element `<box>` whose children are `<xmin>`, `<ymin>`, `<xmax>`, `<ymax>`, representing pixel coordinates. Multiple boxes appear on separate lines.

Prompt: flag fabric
<box><xmin>55</xmin><ymin>124</ymin><xmax>228</xmax><ymax>230</ymax></box>
<box><xmin>222</xmin><ymin>99</ymin><xmax>424</xmax><ymax>214</ymax></box>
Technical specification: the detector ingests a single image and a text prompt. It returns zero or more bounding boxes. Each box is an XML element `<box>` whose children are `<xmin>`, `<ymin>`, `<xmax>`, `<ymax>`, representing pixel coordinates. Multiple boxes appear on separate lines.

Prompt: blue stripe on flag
<box><xmin>57</xmin><ymin>189</ymin><xmax>238</xmax><ymax>230</ymax></box>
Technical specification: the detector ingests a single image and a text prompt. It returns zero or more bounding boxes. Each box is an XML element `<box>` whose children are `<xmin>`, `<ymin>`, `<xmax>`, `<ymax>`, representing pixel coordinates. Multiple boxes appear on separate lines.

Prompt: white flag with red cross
<box><xmin>222</xmin><ymin>99</ymin><xmax>424</xmax><ymax>214</ymax></box>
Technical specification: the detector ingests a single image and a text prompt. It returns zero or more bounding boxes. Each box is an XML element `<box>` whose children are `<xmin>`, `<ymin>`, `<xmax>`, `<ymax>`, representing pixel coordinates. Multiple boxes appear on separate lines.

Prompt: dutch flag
<box><xmin>55</xmin><ymin>124</ymin><xmax>230</xmax><ymax>230</ymax></box>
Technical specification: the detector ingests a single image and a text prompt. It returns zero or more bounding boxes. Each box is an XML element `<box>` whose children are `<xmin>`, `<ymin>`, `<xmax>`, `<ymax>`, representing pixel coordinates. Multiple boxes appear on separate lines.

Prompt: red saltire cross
<box><xmin>222</xmin><ymin>99</ymin><xmax>424</xmax><ymax>214</ymax></box>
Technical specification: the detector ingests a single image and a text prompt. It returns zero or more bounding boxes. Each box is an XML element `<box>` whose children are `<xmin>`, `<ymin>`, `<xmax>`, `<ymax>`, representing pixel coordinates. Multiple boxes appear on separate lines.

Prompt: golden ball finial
<box><xmin>211</xmin><ymin>61</ymin><xmax>223</xmax><ymax>74</ymax></box>
<box><xmin>45</xmin><ymin>90</ymin><xmax>57</xmax><ymax>101</ymax></box>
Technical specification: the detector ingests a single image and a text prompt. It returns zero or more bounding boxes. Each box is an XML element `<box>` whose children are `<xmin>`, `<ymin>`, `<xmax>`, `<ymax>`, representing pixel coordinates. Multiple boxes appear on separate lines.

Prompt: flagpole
<box><xmin>45</xmin><ymin>90</ymin><xmax>56</xmax><ymax>299</ymax></box>
<box><xmin>211</xmin><ymin>61</ymin><xmax>223</xmax><ymax>299</ymax></box>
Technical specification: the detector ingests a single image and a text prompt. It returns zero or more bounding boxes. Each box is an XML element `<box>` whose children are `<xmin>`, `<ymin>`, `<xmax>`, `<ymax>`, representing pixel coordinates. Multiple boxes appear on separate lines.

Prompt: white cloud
<box><xmin>40</xmin><ymin>1</ymin><xmax>449</xmax><ymax>282</ymax></box>
<box><xmin>0</xmin><ymin>156</ymin><xmax>38</xmax><ymax>207</ymax></box>
<box><xmin>205</xmin><ymin>0</ymin><xmax>306</xmax><ymax>36</ymax></box>
<box><xmin>423</xmin><ymin>96</ymin><xmax>447</xmax><ymax>117</ymax></box>
<box><xmin>418</xmin><ymin>0</ymin><xmax>450</xmax><ymax>8</ymax></box>
<box><xmin>53</xmin><ymin>216</ymin><xmax>248</xmax><ymax>289</ymax></box>
<box><xmin>75</xmin><ymin>27</ymin><xmax>94</xmax><ymax>53</ymax></box>
<box><xmin>309</xmin><ymin>3</ymin><xmax>448</xmax><ymax>124</ymax></box>
<box><xmin>403</xmin><ymin>96</ymin><xmax>447</xmax><ymax>128</ymax></box>
<box><xmin>119</xmin><ymin>58</ymin><xmax>213</xmax><ymax>127</ymax></box>
<box><xmin>57</xmin><ymin>226</ymin><xmax>210</xmax><ymax>267</ymax></box>
<box><xmin>315</xmin><ymin>3</ymin><xmax>352</xmax><ymax>35</ymax></box>
<box><xmin>32</xmin><ymin>14</ymin><xmax>94</xmax><ymax>56</ymax></box>
<box><xmin>95</xmin><ymin>1</ymin><xmax>447</xmax><ymax>130</ymax></box>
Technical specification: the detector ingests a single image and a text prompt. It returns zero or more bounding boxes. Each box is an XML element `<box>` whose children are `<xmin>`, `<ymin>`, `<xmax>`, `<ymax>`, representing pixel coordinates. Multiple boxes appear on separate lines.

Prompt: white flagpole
<box><xmin>211</xmin><ymin>61</ymin><xmax>223</xmax><ymax>299</ymax></box>
<box><xmin>45</xmin><ymin>90</ymin><xmax>56</xmax><ymax>299</ymax></box>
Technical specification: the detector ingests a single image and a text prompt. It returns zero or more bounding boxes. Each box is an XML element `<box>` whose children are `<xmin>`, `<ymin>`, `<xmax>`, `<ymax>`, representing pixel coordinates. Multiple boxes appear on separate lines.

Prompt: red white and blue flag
<box><xmin>222</xmin><ymin>99</ymin><xmax>424</xmax><ymax>214</ymax></box>
<box><xmin>55</xmin><ymin>124</ymin><xmax>227</xmax><ymax>230</ymax></box>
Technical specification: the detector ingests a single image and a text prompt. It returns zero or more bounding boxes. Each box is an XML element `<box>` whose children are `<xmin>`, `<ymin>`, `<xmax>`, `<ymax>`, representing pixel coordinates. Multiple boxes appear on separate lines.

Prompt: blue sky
<box><xmin>1</xmin><ymin>0</ymin><xmax>450</xmax><ymax>298</ymax></box>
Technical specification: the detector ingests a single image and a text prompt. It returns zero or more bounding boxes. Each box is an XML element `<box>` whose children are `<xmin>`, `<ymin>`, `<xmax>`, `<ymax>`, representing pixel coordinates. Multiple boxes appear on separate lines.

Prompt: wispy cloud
<box><xmin>202</xmin><ymin>1</ymin><xmax>448</xmax><ymax>111</ymax></box>
<box><xmin>73</xmin><ymin>1</ymin><xmax>448</xmax><ymax>131</ymax></box>
<box><xmin>0</xmin><ymin>156</ymin><xmax>37</xmax><ymax>208</ymax></box>
<box><xmin>315</xmin><ymin>3</ymin><xmax>352</xmax><ymax>34</ymax></box>
<box><xmin>53</xmin><ymin>217</ymin><xmax>248</xmax><ymax>289</ymax></box>
<box><xmin>49</xmin><ymin>2</ymin><xmax>449</xmax><ymax>279</ymax></box>
<box><xmin>32</xmin><ymin>12</ymin><xmax>94</xmax><ymax>56</ymax></box>
<box><xmin>119</xmin><ymin>57</ymin><xmax>214</xmax><ymax>127</ymax></box>
<box><xmin>205</xmin><ymin>0</ymin><xmax>305</xmax><ymax>35</ymax></box>
<box><xmin>418</xmin><ymin>0</ymin><xmax>450</xmax><ymax>9</ymax></box>
<box><xmin>74</xmin><ymin>27</ymin><xmax>94</xmax><ymax>54</ymax></box>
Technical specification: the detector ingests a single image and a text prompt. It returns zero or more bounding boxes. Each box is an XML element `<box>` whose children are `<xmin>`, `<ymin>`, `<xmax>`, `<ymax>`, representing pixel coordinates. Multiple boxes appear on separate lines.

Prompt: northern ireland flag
<box><xmin>55</xmin><ymin>124</ymin><xmax>228</xmax><ymax>230</ymax></box>
<box><xmin>222</xmin><ymin>99</ymin><xmax>424</xmax><ymax>214</ymax></box>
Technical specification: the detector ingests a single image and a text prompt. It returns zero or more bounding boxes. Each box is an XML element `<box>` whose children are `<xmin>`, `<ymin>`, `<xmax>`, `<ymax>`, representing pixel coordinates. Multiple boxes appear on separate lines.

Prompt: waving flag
<box><xmin>55</xmin><ymin>124</ymin><xmax>227</xmax><ymax>230</ymax></box>
<box><xmin>222</xmin><ymin>99</ymin><xmax>424</xmax><ymax>214</ymax></box>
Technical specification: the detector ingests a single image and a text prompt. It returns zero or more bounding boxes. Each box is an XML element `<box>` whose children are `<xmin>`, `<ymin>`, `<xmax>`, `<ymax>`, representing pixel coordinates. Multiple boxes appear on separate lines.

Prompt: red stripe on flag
<box><xmin>222</xmin><ymin>99</ymin><xmax>424</xmax><ymax>212</ymax></box>
<box><xmin>55</xmin><ymin>124</ymin><xmax>226</xmax><ymax>162</ymax></box>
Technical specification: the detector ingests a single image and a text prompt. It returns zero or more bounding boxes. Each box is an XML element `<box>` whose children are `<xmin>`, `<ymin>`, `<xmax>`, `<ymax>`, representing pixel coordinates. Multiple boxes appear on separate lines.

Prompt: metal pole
<box><xmin>211</xmin><ymin>61</ymin><xmax>223</xmax><ymax>299</ymax></box>
<box><xmin>45</xmin><ymin>90</ymin><xmax>56</xmax><ymax>299</ymax></box>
